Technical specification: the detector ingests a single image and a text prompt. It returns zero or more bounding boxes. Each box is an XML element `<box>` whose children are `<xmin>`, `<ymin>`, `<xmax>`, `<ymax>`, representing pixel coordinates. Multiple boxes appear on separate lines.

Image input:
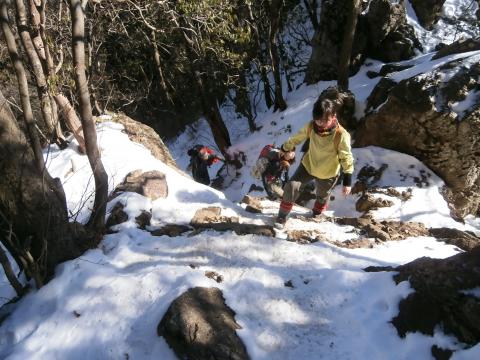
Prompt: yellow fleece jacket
<box><xmin>283</xmin><ymin>122</ymin><xmax>354</xmax><ymax>179</ymax></box>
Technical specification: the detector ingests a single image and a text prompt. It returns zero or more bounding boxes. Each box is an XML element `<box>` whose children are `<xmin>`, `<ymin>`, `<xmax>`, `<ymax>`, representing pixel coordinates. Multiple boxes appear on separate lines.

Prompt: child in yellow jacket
<box><xmin>275</xmin><ymin>97</ymin><xmax>354</xmax><ymax>227</ymax></box>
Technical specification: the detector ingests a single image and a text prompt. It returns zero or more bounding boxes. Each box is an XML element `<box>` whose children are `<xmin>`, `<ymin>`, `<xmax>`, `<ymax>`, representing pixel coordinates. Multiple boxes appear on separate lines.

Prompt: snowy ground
<box><xmin>1</xmin><ymin>1</ymin><xmax>480</xmax><ymax>359</ymax></box>
<box><xmin>0</xmin><ymin>117</ymin><xmax>478</xmax><ymax>359</ymax></box>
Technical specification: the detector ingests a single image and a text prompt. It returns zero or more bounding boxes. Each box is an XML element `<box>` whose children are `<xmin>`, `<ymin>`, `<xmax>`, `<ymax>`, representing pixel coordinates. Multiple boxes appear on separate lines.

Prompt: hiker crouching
<box><xmin>187</xmin><ymin>145</ymin><xmax>221</xmax><ymax>185</ymax></box>
<box><xmin>262</xmin><ymin>148</ymin><xmax>295</xmax><ymax>200</ymax></box>
<box><xmin>275</xmin><ymin>98</ymin><xmax>354</xmax><ymax>227</ymax></box>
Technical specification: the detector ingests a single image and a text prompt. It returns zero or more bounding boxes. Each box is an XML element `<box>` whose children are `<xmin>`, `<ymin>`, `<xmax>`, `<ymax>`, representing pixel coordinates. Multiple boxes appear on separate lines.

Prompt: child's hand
<box><xmin>283</xmin><ymin>151</ymin><xmax>295</xmax><ymax>161</ymax></box>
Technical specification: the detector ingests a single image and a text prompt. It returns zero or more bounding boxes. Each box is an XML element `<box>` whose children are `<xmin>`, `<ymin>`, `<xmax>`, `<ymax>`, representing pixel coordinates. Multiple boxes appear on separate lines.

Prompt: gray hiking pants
<box><xmin>282</xmin><ymin>163</ymin><xmax>339</xmax><ymax>205</ymax></box>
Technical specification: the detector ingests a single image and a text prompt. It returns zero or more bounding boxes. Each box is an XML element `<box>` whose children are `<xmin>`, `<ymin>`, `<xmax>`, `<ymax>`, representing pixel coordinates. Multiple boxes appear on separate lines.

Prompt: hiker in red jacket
<box><xmin>275</xmin><ymin>97</ymin><xmax>354</xmax><ymax>228</ymax></box>
<box><xmin>187</xmin><ymin>145</ymin><xmax>221</xmax><ymax>185</ymax></box>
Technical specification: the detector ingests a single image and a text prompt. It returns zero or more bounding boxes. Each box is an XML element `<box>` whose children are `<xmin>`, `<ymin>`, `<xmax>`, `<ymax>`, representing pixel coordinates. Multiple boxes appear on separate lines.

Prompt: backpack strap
<box><xmin>307</xmin><ymin>121</ymin><xmax>313</xmax><ymax>137</ymax></box>
<box><xmin>333</xmin><ymin>125</ymin><xmax>344</xmax><ymax>153</ymax></box>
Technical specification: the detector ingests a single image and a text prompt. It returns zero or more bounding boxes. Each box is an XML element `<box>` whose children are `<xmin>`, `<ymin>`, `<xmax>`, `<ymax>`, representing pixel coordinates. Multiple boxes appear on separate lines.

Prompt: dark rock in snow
<box><xmin>158</xmin><ymin>287</ymin><xmax>250</xmax><ymax>360</ymax></box>
<box><xmin>355</xmin><ymin>194</ymin><xmax>393</xmax><ymax>213</ymax></box>
<box><xmin>432</xmin><ymin>37</ymin><xmax>480</xmax><ymax>60</ymax></box>
<box><xmin>135</xmin><ymin>210</ymin><xmax>151</xmax><ymax>229</ymax></box>
<box><xmin>429</xmin><ymin>227</ymin><xmax>480</xmax><ymax>251</ymax></box>
<box><xmin>356</xmin><ymin>59</ymin><xmax>480</xmax><ymax>218</ymax></box>
<box><xmin>106</xmin><ymin>202</ymin><xmax>128</xmax><ymax>230</ymax></box>
<box><xmin>391</xmin><ymin>247</ymin><xmax>480</xmax><ymax>349</ymax></box>
<box><xmin>431</xmin><ymin>345</ymin><xmax>453</xmax><ymax>360</ymax></box>
<box><xmin>410</xmin><ymin>0</ymin><xmax>446</xmax><ymax>30</ymax></box>
<box><xmin>150</xmin><ymin>224</ymin><xmax>192</xmax><ymax>237</ymax></box>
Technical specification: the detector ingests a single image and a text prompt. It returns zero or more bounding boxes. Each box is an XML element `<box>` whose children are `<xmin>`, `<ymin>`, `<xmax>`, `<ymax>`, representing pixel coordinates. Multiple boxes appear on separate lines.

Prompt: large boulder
<box><xmin>432</xmin><ymin>37</ymin><xmax>480</xmax><ymax>60</ymax></box>
<box><xmin>355</xmin><ymin>57</ymin><xmax>480</xmax><ymax>218</ymax></box>
<box><xmin>304</xmin><ymin>0</ymin><xmax>421</xmax><ymax>83</ymax></box>
<box><xmin>100</xmin><ymin>113</ymin><xmax>179</xmax><ymax>170</ymax></box>
<box><xmin>365</xmin><ymin>247</ymin><xmax>480</xmax><ymax>357</ymax></box>
<box><xmin>393</xmin><ymin>248</ymin><xmax>480</xmax><ymax>351</ymax></box>
<box><xmin>158</xmin><ymin>287</ymin><xmax>250</xmax><ymax>360</ymax></box>
<box><xmin>190</xmin><ymin>207</ymin><xmax>275</xmax><ymax>237</ymax></box>
<box><xmin>112</xmin><ymin>169</ymin><xmax>168</xmax><ymax>200</ymax></box>
<box><xmin>410</xmin><ymin>0</ymin><xmax>446</xmax><ymax>30</ymax></box>
<box><xmin>304</xmin><ymin>0</ymin><xmax>364</xmax><ymax>83</ymax></box>
<box><xmin>359</xmin><ymin>0</ymin><xmax>422</xmax><ymax>62</ymax></box>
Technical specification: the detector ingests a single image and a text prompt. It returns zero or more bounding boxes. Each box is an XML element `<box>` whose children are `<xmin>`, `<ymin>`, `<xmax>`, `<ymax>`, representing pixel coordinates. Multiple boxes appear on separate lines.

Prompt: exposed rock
<box><xmin>190</xmin><ymin>207</ymin><xmax>275</xmax><ymax>237</ymax></box>
<box><xmin>355</xmin><ymin>193</ymin><xmax>394</xmax><ymax>212</ymax></box>
<box><xmin>304</xmin><ymin>0</ymin><xmax>357</xmax><ymax>83</ymax></box>
<box><xmin>331</xmin><ymin>238</ymin><xmax>375</xmax><ymax>249</ymax></box>
<box><xmin>287</xmin><ymin>230</ymin><xmax>321</xmax><ymax>244</ymax></box>
<box><xmin>379</xmin><ymin>64</ymin><xmax>414</xmax><ymax>77</ymax></box>
<box><xmin>245</xmin><ymin>205</ymin><xmax>262</xmax><ymax>214</ymax></box>
<box><xmin>358</xmin><ymin>0</ymin><xmax>421</xmax><ymax>62</ymax></box>
<box><xmin>390</xmin><ymin>247</ymin><xmax>480</xmax><ymax>349</ymax></box>
<box><xmin>304</xmin><ymin>0</ymin><xmax>421</xmax><ymax>82</ymax></box>
<box><xmin>150</xmin><ymin>224</ymin><xmax>192</xmax><ymax>237</ymax></box>
<box><xmin>102</xmin><ymin>113</ymin><xmax>179</xmax><ymax>170</ymax></box>
<box><xmin>365</xmin><ymin>78</ymin><xmax>397</xmax><ymax>113</ymax></box>
<box><xmin>432</xmin><ymin>37</ymin><xmax>480</xmax><ymax>60</ymax></box>
<box><xmin>247</xmin><ymin>184</ymin><xmax>264</xmax><ymax>193</ymax></box>
<box><xmin>363</xmin><ymin>265</ymin><xmax>396</xmax><ymax>272</ymax></box>
<box><xmin>205</xmin><ymin>271</ymin><xmax>224</xmax><ymax>283</ymax></box>
<box><xmin>429</xmin><ymin>227</ymin><xmax>480</xmax><ymax>251</ymax></box>
<box><xmin>367</xmin><ymin>64</ymin><xmax>413</xmax><ymax>80</ymax></box>
<box><xmin>431</xmin><ymin>345</ymin><xmax>453</xmax><ymax>360</ymax></box>
<box><xmin>158</xmin><ymin>287</ymin><xmax>250</xmax><ymax>360</ymax></box>
<box><xmin>241</xmin><ymin>195</ymin><xmax>263</xmax><ymax>213</ymax></box>
<box><xmin>113</xmin><ymin>170</ymin><xmax>168</xmax><ymax>200</ymax></box>
<box><xmin>106</xmin><ymin>202</ymin><xmax>128</xmax><ymax>229</ymax></box>
<box><xmin>355</xmin><ymin>60</ymin><xmax>480</xmax><ymax>217</ymax></box>
<box><xmin>410</xmin><ymin>0</ymin><xmax>446</xmax><ymax>30</ymax></box>
<box><xmin>135</xmin><ymin>211</ymin><xmax>151</xmax><ymax>230</ymax></box>
<box><xmin>365</xmin><ymin>0</ymin><xmax>405</xmax><ymax>46</ymax></box>
<box><xmin>353</xmin><ymin>164</ymin><xmax>389</xmax><ymax>190</ymax></box>
<box><xmin>241</xmin><ymin>195</ymin><xmax>261</xmax><ymax>207</ymax></box>
<box><xmin>440</xmin><ymin>63</ymin><xmax>480</xmax><ymax>105</ymax></box>
<box><xmin>336</xmin><ymin>217</ymin><xmax>429</xmax><ymax>242</ymax></box>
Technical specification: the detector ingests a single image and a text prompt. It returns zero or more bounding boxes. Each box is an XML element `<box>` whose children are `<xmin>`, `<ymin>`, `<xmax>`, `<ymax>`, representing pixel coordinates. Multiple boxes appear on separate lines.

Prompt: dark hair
<box><xmin>312</xmin><ymin>98</ymin><xmax>337</xmax><ymax>120</ymax></box>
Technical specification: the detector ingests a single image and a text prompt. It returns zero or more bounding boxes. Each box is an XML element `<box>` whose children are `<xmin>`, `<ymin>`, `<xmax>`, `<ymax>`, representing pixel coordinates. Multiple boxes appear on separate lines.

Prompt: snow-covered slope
<box><xmin>0</xmin><ymin>114</ymin><xmax>478</xmax><ymax>359</ymax></box>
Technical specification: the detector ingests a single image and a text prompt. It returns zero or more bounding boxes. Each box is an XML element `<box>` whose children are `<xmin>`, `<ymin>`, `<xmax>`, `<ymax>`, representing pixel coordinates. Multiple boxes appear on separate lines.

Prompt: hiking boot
<box><xmin>274</xmin><ymin>215</ymin><xmax>287</xmax><ymax>229</ymax></box>
<box><xmin>312</xmin><ymin>202</ymin><xmax>328</xmax><ymax>217</ymax></box>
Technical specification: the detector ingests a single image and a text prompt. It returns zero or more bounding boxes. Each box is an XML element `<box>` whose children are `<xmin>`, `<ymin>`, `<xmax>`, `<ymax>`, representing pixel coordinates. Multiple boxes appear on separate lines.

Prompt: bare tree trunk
<box><xmin>54</xmin><ymin>94</ymin><xmax>86</xmax><ymax>153</ymax></box>
<box><xmin>237</xmin><ymin>70</ymin><xmax>257</xmax><ymax>132</ymax></box>
<box><xmin>150</xmin><ymin>30</ymin><xmax>173</xmax><ymax>104</ymax></box>
<box><xmin>70</xmin><ymin>0</ymin><xmax>108</xmax><ymax>233</ymax></box>
<box><xmin>13</xmin><ymin>0</ymin><xmax>56</xmax><ymax>138</ymax></box>
<box><xmin>338</xmin><ymin>0</ymin><xmax>360</xmax><ymax>91</ymax></box>
<box><xmin>30</xmin><ymin>0</ymin><xmax>65</xmax><ymax>142</ymax></box>
<box><xmin>0</xmin><ymin>0</ymin><xmax>44</xmax><ymax>172</ymax></box>
<box><xmin>278</xmin><ymin>39</ymin><xmax>293</xmax><ymax>92</ymax></box>
<box><xmin>266</xmin><ymin>0</ymin><xmax>287</xmax><ymax>112</ymax></box>
<box><xmin>303</xmin><ymin>0</ymin><xmax>319</xmax><ymax>30</ymax></box>
<box><xmin>29</xmin><ymin>0</ymin><xmax>46</xmax><ymax>67</ymax></box>
<box><xmin>247</xmin><ymin>2</ymin><xmax>273</xmax><ymax>109</ymax></box>
<box><xmin>193</xmin><ymin>70</ymin><xmax>231</xmax><ymax>154</ymax></box>
<box><xmin>259</xmin><ymin>62</ymin><xmax>273</xmax><ymax>109</ymax></box>
<box><xmin>0</xmin><ymin>88</ymin><xmax>90</xmax><ymax>286</ymax></box>
<box><xmin>171</xmin><ymin>8</ymin><xmax>232</xmax><ymax>154</ymax></box>
<box><xmin>0</xmin><ymin>226</ymin><xmax>24</xmax><ymax>296</ymax></box>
